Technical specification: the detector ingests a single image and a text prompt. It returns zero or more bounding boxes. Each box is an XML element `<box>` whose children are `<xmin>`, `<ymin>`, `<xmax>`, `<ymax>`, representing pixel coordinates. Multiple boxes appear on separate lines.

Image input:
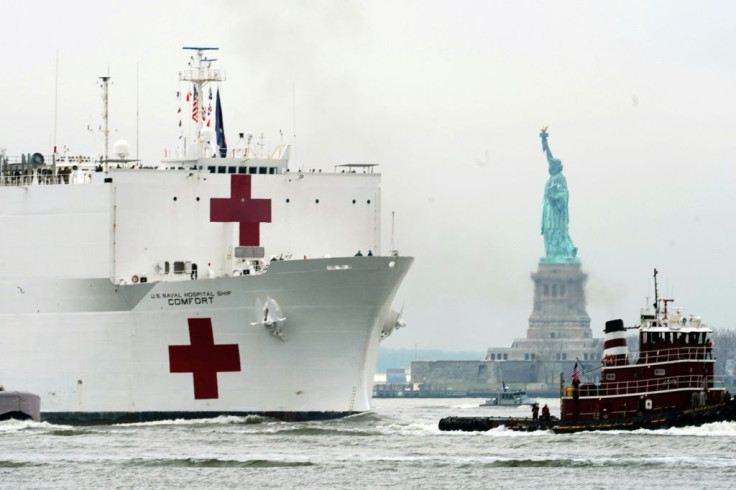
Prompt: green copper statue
<box><xmin>539</xmin><ymin>127</ymin><xmax>578</xmax><ymax>263</ymax></box>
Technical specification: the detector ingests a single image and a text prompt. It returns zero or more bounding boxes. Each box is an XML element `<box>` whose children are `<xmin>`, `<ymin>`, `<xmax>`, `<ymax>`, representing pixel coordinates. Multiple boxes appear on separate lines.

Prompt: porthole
<box><xmin>352</xmin><ymin>199</ymin><xmax>356</xmax><ymax>204</ymax></box>
<box><xmin>286</xmin><ymin>198</ymin><xmax>290</xmax><ymax>203</ymax></box>
<box><xmin>196</xmin><ymin>197</ymin><xmax>200</xmax><ymax>202</ymax></box>
<box><xmin>173</xmin><ymin>197</ymin><xmax>177</xmax><ymax>201</ymax></box>
<box><xmin>315</xmin><ymin>199</ymin><xmax>320</xmax><ymax>204</ymax></box>
<box><xmin>367</xmin><ymin>199</ymin><xmax>371</xmax><ymax>204</ymax></box>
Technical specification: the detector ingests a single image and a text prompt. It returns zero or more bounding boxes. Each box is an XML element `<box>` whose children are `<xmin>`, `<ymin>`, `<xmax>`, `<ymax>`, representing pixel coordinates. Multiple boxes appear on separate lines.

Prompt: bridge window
<box><xmin>228</xmin><ymin>166</ymin><xmax>236</xmax><ymax>174</ymax></box>
<box><xmin>552</xmin><ymin>284</ymin><xmax>557</xmax><ymax>297</ymax></box>
<box><xmin>238</xmin><ymin>166</ymin><xmax>247</xmax><ymax>174</ymax></box>
<box><xmin>217</xmin><ymin>166</ymin><xmax>226</xmax><ymax>174</ymax></box>
<box><xmin>543</xmin><ymin>284</ymin><xmax>549</xmax><ymax>296</ymax></box>
<box><xmin>259</xmin><ymin>167</ymin><xmax>267</xmax><ymax>174</ymax></box>
<box><xmin>173</xmin><ymin>261</ymin><xmax>186</xmax><ymax>274</ymax></box>
<box><xmin>560</xmin><ymin>285</ymin><xmax>565</xmax><ymax>296</ymax></box>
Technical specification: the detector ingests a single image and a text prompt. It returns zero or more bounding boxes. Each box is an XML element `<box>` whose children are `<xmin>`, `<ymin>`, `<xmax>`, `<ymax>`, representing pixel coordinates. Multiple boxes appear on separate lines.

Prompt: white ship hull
<box><xmin>0</xmin><ymin>256</ymin><xmax>411</xmax><ymax>422</ymax></box>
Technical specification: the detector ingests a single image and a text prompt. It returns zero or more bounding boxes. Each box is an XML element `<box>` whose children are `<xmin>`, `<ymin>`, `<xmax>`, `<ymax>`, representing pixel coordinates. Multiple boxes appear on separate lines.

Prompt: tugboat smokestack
<box><xmin>603</xmin><ymin>319</ymin><xmax>628</xmax><ymax>366</ymax></box>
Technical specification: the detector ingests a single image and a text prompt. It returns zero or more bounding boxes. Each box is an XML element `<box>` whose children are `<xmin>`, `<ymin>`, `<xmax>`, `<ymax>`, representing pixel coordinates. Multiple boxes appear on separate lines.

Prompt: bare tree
<box><xmin>712</xmin><ymin>329</ymin><xmax>736</xmax><ymax>377</ymax></box>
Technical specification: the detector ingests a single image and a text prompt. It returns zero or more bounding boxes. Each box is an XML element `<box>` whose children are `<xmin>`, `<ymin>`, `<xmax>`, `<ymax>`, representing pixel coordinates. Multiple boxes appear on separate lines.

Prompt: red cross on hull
<box><xmin>168</xmin><ymin>318</ymin><xmax>241</xmax><ymax>399</ymax></box>
<box><xmin>210</xmin><ymin>175</ymin><xmax>272</xmax><ymax>246</ymax></box>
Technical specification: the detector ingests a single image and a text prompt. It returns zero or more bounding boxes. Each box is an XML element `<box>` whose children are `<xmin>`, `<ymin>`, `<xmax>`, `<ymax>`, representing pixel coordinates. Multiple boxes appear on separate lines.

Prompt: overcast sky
<box><xmin>3</xmin><ymin>1</ymin><xmax>735</xmax><ymax>352</ymax></box>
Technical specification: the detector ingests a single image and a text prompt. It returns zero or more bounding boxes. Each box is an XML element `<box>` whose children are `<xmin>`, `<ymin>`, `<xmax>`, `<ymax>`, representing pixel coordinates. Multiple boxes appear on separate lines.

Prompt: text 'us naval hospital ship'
<box><xmin>0</xmin><ymin>47</ymin><xmax>412</xmax><ymax>423</ymax></box>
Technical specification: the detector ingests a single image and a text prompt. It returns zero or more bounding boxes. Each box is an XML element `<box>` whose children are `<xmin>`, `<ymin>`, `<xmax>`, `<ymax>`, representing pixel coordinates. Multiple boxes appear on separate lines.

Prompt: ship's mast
<box><xmin>99</xmin><ymin>75</ymin><xmax>111</xmax><ymax>170</ymax></box>
<box><xmin>179</xmin><ymin>47</ymin><xmax>224</xmax><ymax>158</ymax></box>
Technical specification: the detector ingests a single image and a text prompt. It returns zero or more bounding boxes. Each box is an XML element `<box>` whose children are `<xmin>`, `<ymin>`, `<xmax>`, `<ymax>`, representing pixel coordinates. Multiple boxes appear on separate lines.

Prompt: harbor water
<box><xmin>2</xmin><ymin>397</ymin><xmax>735</xmax><ymax>489</ymax></box>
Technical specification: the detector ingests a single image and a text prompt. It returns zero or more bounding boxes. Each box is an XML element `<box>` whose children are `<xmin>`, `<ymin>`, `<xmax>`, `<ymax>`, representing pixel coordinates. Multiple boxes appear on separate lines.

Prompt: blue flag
<box><xmin>215</xmin><ymin>89</ymin><xmax>227</xmax><ymax>157</ymax></box>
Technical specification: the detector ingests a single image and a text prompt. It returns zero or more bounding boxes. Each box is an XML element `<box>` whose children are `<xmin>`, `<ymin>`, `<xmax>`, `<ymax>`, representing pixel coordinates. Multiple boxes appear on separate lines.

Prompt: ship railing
<box><xmin>569</xmin><ymin>374</ymin><xmax>725</xmax><ymax>398</ymax></box>
<box><xmin>627</xmin><ymin>346</ymin><xmax>710</xmax><ymax>364</ymax></box>
<box><xmin>0</xmin><ymin>174</ymin><xmax>73</xmax><ymax>186</ymax></box>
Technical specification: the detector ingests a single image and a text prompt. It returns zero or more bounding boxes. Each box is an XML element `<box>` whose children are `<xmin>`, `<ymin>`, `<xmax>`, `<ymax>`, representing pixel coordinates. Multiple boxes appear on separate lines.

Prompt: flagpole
<box><xmin>136</xmin><ymin>63</ymin><xmax>139</xmax><ymax>164</ymax></box>
<box><xmin>53</xmin><ymin>49</ymin><xmax>59</xmax><ymax>169</ymax></box>
<box><xmin>292</xmin><ymin>82</ymin><xmax>298</xmax><ymax>172</ymax></box>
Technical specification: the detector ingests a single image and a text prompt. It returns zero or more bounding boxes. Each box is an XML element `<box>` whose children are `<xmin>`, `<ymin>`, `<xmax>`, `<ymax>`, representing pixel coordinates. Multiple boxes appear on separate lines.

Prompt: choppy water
<box><xmin>2</xmin><ymin>397</ymin><xmax>735</xmax><ymax>489</ymax></box>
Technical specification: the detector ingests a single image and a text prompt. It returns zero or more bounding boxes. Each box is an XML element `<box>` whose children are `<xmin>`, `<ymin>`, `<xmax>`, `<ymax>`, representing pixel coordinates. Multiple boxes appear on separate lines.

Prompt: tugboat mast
<box><xmin>653</xmin><ymin>268</ymin><xmax>659</xmax><ymax>317</ymax></box>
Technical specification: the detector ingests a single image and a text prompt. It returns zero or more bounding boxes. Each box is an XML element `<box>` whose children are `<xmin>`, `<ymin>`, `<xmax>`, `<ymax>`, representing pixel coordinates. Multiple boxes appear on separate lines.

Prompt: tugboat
<box><xmin>554</xmin><ymin>269</ymin><xmax>734</xmax><ymax>433</ymax></box>
<box><xmin>439</xmin><ymin>269</ymin><xmax>736</xmax><ymax>433</ymax></box>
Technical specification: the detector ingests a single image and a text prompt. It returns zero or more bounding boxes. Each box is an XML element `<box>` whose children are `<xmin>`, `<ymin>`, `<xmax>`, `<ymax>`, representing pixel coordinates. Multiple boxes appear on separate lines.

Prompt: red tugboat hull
<box><xmin>554</xmin><ymin>400</ymin><xmax>736</xmax><ymax>433</ymax></box>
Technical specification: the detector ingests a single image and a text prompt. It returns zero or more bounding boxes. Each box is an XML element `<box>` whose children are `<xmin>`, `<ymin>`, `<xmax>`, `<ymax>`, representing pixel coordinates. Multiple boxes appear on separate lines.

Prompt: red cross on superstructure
<box><xmin>210</xmin><ymin>175</ymin><xmax>272</xmax><ymax>246</ymax></box>
<box><xmin>168</xmin><ymin>318</ymin><xmax>241</xmax><ymax>400</ymax></box>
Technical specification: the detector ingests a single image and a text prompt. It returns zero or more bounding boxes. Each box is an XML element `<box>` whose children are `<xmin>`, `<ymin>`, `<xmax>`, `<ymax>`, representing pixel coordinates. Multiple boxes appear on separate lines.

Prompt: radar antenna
<box><xmin>179</xmin><ymin>47</ymin><xmax>225</xmax><ymax>158</ymax></box>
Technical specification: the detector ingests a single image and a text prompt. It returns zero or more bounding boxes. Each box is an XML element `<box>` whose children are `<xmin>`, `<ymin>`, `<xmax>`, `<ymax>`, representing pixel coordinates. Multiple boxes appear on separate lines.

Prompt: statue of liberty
<box><xmin>539</xmin><ymin>127</ymin><xmax>578</xmax><ymax>263</ymax></box>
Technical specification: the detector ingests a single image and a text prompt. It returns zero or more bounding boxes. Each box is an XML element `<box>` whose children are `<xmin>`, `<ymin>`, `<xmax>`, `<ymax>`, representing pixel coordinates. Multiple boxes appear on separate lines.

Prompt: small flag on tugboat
<box><xmin>571</xmin><ymin>361</ymin><xmax>581</xmax><ymax>379</ymax></box>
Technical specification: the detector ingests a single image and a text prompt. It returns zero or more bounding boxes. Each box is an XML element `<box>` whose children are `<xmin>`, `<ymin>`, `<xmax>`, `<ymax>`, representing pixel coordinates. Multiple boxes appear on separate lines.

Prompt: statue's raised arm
<box><xmin>539</xmin><ymin>126</ymin><xmax>554</xmax><ymax>163</ymax></box>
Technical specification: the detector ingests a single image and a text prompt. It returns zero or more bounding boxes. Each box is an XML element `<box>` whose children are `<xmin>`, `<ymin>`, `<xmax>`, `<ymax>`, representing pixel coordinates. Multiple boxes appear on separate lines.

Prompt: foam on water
<box><xmin>116</xmin><ymin>414</ymin><xmax>270</xmax><ymax>427</ymax></box>
<box><xmin>2</xmin><ymin>398</ymin><xmax>734</xmax><ymax>488</ymax></box>
<box><xmin>0</xmin><ymin>419</ymin><xmax>73</xmax><ymax>432</ymax></box>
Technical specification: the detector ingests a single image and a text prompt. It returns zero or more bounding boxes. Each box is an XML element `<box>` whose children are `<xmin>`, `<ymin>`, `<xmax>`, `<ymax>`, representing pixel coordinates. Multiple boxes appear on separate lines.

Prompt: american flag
<box><xmin>191</xmin><ymin>85</ymin><xmax>199</xmax><ymax>122</ymax></box>
<box><xmin>571</xmin><ymin>361</ymin><xmax>581</xmax><ymax>379</ymax></box>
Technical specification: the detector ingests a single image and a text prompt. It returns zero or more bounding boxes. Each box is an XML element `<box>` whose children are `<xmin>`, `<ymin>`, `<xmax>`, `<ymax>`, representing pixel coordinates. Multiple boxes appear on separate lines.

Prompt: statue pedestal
<box><xmin>527</xmin><ymin>261</ymin><xmax>591</xmax><ymax>340</ymax></box>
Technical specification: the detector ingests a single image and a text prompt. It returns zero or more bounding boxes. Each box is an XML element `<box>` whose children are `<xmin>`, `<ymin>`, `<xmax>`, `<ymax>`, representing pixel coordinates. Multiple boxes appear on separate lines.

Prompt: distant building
<box><xmin>386</xmin><ymin>368</ymin><xmax>408</xmax><ymax>383</ymax></box>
